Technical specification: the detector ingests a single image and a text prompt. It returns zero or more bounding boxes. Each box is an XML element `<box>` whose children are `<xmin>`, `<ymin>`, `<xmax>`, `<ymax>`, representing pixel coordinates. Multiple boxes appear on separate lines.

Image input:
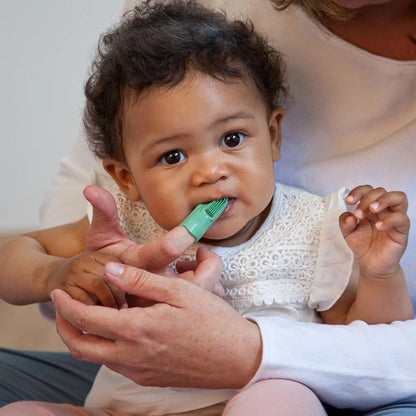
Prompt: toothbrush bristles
<box><xmin>205</xmin><ymin>198</ymin><xmax>228</xmax><ymax>217</ymax></box>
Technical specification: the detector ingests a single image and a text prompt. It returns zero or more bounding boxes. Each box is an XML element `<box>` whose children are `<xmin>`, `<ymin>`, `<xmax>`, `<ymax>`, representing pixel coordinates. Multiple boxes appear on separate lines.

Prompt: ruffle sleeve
<box><xmin>308</xmin><ymin>187</ymin><xmax>355</xmax><ymax>312</ymax></box>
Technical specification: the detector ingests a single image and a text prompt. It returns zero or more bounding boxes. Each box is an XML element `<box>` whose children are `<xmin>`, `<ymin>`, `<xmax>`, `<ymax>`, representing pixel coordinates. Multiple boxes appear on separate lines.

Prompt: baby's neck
<box><xmin>200</xmin><ymin>201</ymin><xmax>273</xmax><ymax>248</ymax></box>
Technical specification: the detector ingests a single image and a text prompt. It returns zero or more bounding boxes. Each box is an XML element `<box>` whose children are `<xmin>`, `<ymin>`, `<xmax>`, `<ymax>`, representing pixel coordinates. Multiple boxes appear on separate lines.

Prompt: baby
<box><xmin>0</xmin><ymin>1</ymin><xmax>411</xmax><ymax>415</ymax></box>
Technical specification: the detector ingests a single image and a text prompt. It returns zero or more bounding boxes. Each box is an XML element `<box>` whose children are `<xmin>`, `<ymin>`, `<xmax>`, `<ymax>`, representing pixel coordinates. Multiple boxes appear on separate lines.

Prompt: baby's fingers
<box><xmin>106</xmin><ymin>281</ymin><xmax>128</xmax><ymax>309</ymax></box>
<box><xmin>345</xmin><ymin>185</ymin><xmax>377</xmax><ymax>206</ymax></box>
<box><xmin>62</xmin><ymin>285</ymin><xmax>98</xmax><ymax>306</ymax></box>
<box><xmin>90</xmin><ymin>279</ymin><xmax>127</xmax><ymax>309</ymax></box>
<box><xmin>346</xmin><ymin>187</ymin><xmax>408</xmax><ymax>219</ymax></box>
<box><xmin>375</xmin><ymin>211</ymin><xmax>410</xmax><ymax>238</ymax></box>
<box><xmin>368</xmin><ymin>191</ymin><xmax>408</xmax><ymax>216</ymax></box>
<box><xmin>339</xmin><ymin>212</ymin><xmax>359</xmax><ymax>238</ymax></box>
<box><xmin>346</xmin><ymin>186</ymin><xmax>386</xmax><ymax>219</ymax></box>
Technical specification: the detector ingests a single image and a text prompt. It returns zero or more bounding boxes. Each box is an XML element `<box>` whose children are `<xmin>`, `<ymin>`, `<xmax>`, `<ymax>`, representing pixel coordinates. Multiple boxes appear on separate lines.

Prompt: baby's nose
<box><xmin>191</xmin><ymin>156</ymin><xmax>229</xmax><ymax>186</ymax></box>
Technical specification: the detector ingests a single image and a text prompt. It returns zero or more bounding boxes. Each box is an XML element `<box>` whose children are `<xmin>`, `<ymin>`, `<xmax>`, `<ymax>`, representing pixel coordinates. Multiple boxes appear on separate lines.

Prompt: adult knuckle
<box><xmin>125</xmin><ymin>267</ymin><xmax>148</xmax><ymax>290</ymax></box>
<box><xmin>165</xmin><ymin>282</ymin><xmax>183</xmax><ymax>300</ymax></box>
<box><xmin>72</xmin><ymin>312</ymin><xmax>89</xmax><ymax>334</ymax></box>
<box><xmin>118</xmin><ymin>310</ymin><xmax>149</xmax><ymax>343</ymax></box>
<box><xmin>159</xmin><ymin>238</ymin><xmax>181</xmax><ymax>259</ymax></box>
<box><xmin>56</xmin><ymin>329</ymin><xmax>84</xmax><ymax>361</ymax></box>
<box><xmin>69</xmin><ymin>345</ymin><xmax>84</xmax><ymax>361</ymax></box>
<box><xmin>123</xmin><ymin>323</ymin><xmax>142</xmax><ymax>343</ymax></box>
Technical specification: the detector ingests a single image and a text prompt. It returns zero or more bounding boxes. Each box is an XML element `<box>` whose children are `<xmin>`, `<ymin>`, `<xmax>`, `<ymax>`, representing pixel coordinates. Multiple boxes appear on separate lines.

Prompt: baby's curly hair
<box><xmin>84</xmin><ymin>0</ymin><xmax>287</xmax><ymax>162</ymax></box>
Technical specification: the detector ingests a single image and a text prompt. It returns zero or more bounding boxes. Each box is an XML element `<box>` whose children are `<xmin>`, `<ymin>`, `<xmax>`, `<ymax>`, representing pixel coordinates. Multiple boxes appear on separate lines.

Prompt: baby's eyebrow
<box><xmin>141</xmin><ymin>134</ymin><xmax>189</xmax><ymax>156</ymax></box>
<box><xmin>208</xmin><ymin>111</ymin><xmax>255</xmax><ymax>128</ymax></box>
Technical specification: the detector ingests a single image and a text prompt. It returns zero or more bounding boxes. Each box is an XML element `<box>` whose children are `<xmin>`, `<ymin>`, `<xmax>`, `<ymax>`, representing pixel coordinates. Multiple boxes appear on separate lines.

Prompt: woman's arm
<box><xmin>254</xmin><ymin>315</ymin><xmax>416</xmax><ymax>410</ymax></box>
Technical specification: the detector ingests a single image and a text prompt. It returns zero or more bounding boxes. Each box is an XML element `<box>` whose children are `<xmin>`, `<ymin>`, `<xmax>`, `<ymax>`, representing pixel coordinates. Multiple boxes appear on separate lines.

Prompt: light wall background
<box><xmin>0</xmin><ymin>1</ymin><xmax>124</xmax><ymax>233</ymax></box>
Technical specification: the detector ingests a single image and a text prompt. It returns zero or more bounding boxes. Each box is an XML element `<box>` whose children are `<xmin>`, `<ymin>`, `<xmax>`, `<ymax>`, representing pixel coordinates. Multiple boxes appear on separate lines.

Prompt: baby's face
<box><xmin>112</xmin><ymin>71</ymin><xmax>283</xmax><ymax>246</ymax></box>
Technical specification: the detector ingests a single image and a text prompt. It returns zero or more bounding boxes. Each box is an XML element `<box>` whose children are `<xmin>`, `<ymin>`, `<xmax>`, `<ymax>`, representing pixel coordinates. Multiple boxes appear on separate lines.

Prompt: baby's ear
<box><xmin>269</xmin><ymin>106</ymin><xmax>285</xmax><ymax>162</ymax></box>
<box><xmin>103</xmin><ymin>159</ymin><xmax>141</xmax><ymax>201</ymax></box>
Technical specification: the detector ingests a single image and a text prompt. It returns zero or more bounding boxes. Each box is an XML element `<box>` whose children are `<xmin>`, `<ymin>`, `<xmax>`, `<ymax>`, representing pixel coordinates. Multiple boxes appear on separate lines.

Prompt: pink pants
<box><xmin>0</xmin><ymin>379</ymin><xmax>326</xmax><ymax>415</ymax></box>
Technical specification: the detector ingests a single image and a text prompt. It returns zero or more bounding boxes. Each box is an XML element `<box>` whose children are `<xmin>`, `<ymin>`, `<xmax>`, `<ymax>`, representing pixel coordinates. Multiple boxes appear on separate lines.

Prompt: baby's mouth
<box><xmin>217</xmin><ymin>197</ymin><xmax>235</xmax><ymax>216</ymax></box>
<box><xmin>189</xmin><ymin>198</ymin><xmax>234</xmax><ymax>219</ymax></box>
<box><xmin>196</xmin><ymin>196</ymin><xmax>230</xmax><ymax>206</ymax></box>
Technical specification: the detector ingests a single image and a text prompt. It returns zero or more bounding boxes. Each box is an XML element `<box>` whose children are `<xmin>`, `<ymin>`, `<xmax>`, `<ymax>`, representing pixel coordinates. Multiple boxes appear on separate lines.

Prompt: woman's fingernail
<box><xmin>106</xmin><ymin>262</ymin><xmax>125</xmax><ymax>278</ymax></box>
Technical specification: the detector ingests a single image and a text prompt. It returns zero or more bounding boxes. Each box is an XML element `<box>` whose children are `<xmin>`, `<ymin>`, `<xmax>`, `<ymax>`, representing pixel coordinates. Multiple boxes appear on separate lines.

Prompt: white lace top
<box><xmin>85</xmin><ymin>179</ymin><xmax>355</xmax><ymax>414</ymax></box>
<box><xmin>96</xmin><ymin>176</ymin><xmax>354</xmax><ymax>321</ymax></box>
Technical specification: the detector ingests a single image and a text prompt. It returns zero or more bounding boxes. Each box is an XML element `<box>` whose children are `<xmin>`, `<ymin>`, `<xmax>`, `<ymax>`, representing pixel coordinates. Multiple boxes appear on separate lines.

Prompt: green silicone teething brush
<box><xmin>180</xmin><ymin>198</ymin><xmax>229</xmax><ymax>241</ymax></box>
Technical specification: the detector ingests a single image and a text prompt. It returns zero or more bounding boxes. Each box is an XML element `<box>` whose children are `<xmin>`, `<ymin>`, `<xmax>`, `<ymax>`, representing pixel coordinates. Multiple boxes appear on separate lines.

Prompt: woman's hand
<box><xmin>52</xmin><ymin>261</ymin><xmax>262</xmax><ymax>389</ymax></box>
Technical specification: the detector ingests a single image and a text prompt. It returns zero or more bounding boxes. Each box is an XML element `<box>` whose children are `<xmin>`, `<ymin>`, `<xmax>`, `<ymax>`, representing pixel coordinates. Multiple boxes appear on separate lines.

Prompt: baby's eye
<box><xmin>221</xmin><ymin>132</ymin><xmax>245</xmax><ymax>148</ymax></box>
<box><xmin>160</xmin><ymin>150</ymin><xmax>185</xmax><ymax>165</ymax></box>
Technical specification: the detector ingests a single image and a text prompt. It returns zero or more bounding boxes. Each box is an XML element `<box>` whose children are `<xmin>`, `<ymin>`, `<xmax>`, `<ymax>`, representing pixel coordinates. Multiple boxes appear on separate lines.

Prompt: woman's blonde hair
<box><xmin>271</xmin><ymin>0</ymin><xmax>354</xmax><ymax>24</ymax></box>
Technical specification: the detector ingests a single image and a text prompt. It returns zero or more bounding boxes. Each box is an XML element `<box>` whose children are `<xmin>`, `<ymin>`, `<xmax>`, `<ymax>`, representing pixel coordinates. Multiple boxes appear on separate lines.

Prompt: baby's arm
<box><xmin>0</xmin><ymin>218</ymin><xmax>126</xmax><ymax>308</ymax></box>
<box><xmin>321</xmin><ymin>185</ymin><xmax>413</xmax><ymax>325</ymax></box>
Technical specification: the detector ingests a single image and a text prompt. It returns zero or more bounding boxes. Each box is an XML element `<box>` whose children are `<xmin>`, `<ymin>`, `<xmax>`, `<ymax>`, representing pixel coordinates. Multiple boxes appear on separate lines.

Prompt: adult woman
<box><xmin>1</xmin><ymin>0</ymin><xmax>415</xmax><ymax>414</ymax></box>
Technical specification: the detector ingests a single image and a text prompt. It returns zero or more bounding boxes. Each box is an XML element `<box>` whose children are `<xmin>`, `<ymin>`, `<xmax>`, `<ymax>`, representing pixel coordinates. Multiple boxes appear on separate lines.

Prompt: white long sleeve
<box><xmin>251</xmin><ymin>316</ymin><xmax>416</xmax><ymax>410</ymax></box>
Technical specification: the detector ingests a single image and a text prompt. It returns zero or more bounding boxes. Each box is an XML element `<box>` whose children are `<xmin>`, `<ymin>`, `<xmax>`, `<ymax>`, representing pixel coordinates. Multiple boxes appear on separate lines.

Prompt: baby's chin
<box><xmin>200</xmin><ymin>235</ymin><xmax>233</xmax><ymax>246</ymax></box>
<box><xmin>199</xmin><ymin>224</ymin><xmax>249</xmax><ymax>247</ymax></box>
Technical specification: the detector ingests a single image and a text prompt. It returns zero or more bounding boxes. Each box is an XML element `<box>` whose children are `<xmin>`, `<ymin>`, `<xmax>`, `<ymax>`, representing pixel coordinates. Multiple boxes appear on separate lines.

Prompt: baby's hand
<box><xmin>47</xmin><ymin>251</ymin><xmax>127</xmax><ymax>308</ymax></box>
<box><xmin>340</xmin><ymin>185</ymin><xmax>410</xmax><ymax>277</ymax></box>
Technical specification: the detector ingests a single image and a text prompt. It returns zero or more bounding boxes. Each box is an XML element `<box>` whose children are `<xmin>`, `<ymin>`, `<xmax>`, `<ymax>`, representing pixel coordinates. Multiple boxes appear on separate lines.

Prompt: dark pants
<box><xmin>0</xmin><ymin>348</ymin><xmax>99</xmax><ymax>407</ymax></box>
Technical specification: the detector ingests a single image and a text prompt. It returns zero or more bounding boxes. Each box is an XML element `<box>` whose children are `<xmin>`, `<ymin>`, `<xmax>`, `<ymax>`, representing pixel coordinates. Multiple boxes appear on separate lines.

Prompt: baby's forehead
<box><xmin>121</xmin><ymin>68</ymin><xmax>267</xmax><ymax>112</ymax></box>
